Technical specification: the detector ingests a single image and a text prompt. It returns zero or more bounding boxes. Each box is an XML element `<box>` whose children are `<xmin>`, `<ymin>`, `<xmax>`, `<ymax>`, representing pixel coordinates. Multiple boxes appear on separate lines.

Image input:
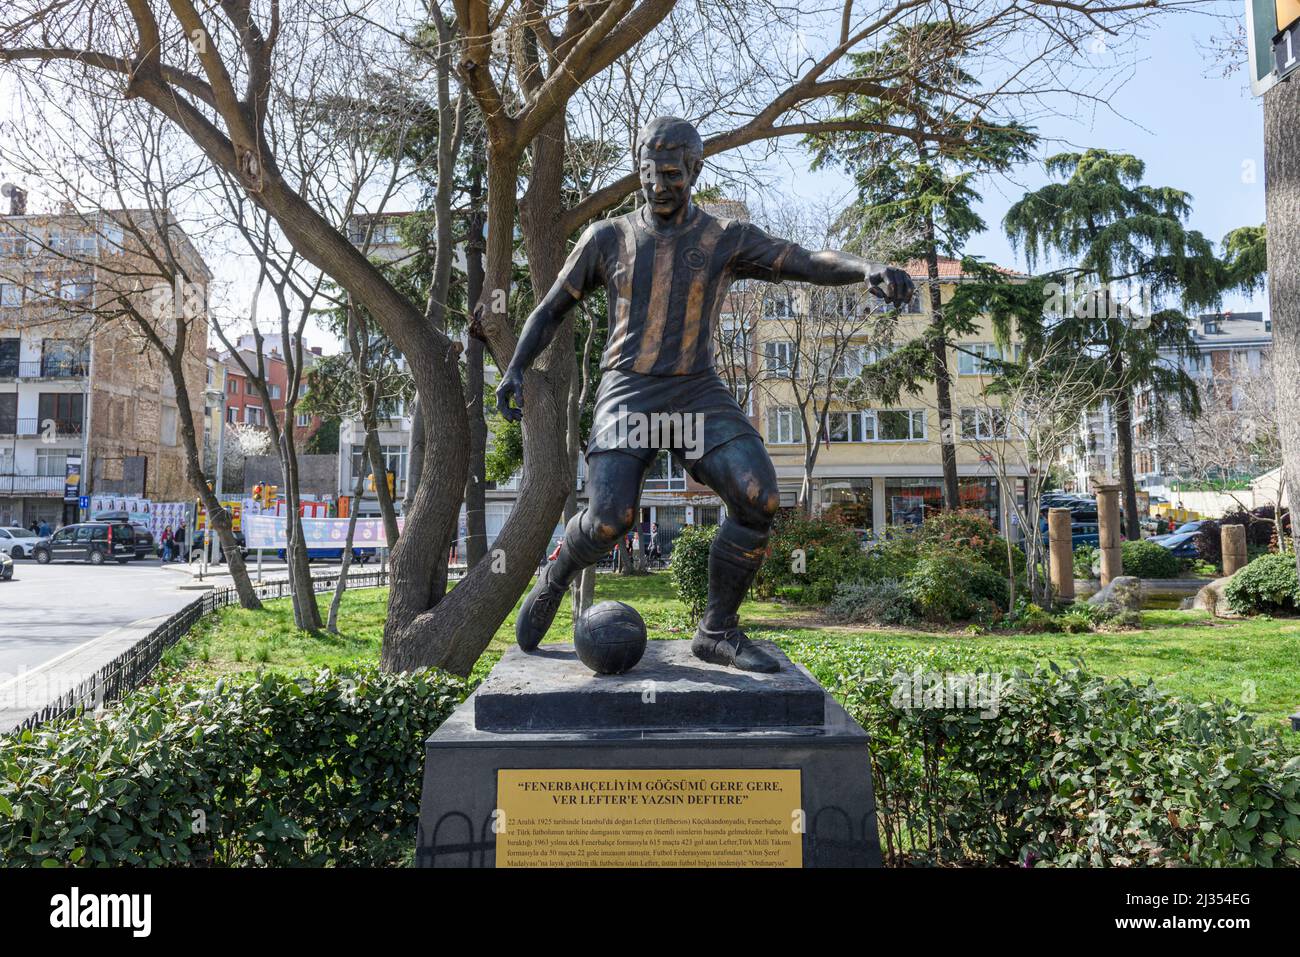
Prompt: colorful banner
<box><xmin>63</xmin><ymin>455</ymin><xmax>82</xmax><ymax>503</ymax></box>
<box><xmin>243</xmin><ymin>513</ymin><xmax>401</xmax><ymax>550</ymax></box>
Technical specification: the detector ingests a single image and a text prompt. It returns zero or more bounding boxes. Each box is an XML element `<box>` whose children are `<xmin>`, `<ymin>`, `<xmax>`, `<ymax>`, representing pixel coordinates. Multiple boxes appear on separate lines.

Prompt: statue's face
<box><xmin>639</xmin><ymin>146</ymin><xmax>698</xmax><ymax>220</ymax></box>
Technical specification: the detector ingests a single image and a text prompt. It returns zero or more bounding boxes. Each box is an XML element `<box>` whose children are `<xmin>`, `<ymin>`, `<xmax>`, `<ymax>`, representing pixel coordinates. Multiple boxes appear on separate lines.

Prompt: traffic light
<box><xmin>252</xmin><ymin>482</ymin><xmax>262</xmax><ymax>504</ymax></box>
<box><xmin>385</xmin><ymin>469</ymin><xmax>395</xmax><ymax>497</ymax></box>
<box><xmin>260</xmin><ymin>484</ymin><xmax>277</xmax><ymax>508</ymax></box>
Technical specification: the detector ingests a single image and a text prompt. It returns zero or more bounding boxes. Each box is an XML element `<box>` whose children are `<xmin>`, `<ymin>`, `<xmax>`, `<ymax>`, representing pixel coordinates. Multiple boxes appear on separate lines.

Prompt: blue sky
<box><xmin>775</xmin><ymin>2</ymin><xmax>1267</xmax><ymax>315</ymax></box>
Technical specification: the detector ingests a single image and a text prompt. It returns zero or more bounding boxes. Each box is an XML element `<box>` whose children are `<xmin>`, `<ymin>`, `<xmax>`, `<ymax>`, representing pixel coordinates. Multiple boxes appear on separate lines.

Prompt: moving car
<box><xmin>32</xmin><ymin>522</ymin><xmax>135</xmax><ymax>565</ymax></box>
<box><xmin>0</xmin><ymin>526</ymin><xmax>45</xmax><ymax>559</ymax></box>
<box><xmin>1</xmin><ymin>551</ymin><xmax>12</xmax><ymax>580</ymax></box>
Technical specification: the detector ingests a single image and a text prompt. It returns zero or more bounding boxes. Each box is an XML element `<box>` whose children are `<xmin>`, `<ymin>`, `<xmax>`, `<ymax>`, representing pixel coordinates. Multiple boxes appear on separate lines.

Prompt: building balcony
<box><xmin>0</xmin><ymin>418</ymin><xmax>85</xmax><ymax>439</ymax></box>
<box><xmin>0</xmin><ymin>360</ymin><xmax>90</xmax><ymax>380</ymax></box>
<box><xmin>0</xmin><ymin>474</ymin><xmax>65</xmax><ymax>495</ymax></box>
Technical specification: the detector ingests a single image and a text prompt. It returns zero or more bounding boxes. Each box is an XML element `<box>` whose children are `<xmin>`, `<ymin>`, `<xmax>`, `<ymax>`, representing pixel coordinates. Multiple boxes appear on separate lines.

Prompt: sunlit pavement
<box><xmin>0</xmin><ymin>558</ymin><xmax>197</xmax><ymax>677</ymax></box>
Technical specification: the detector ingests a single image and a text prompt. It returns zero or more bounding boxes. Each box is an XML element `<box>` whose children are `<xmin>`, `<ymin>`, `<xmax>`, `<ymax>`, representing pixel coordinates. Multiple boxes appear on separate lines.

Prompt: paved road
<box><xmin>0</xmin><ymin>558</ymin><xmax>197</xmax><ymax>679</ymax></box>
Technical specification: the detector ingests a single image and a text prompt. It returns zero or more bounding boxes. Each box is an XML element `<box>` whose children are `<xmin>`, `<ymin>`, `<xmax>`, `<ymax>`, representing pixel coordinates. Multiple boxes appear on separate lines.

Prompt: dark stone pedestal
<box><xmin>416</xmin><ymin>640</ymin><xmax>880</xmax><ymax>868</ymax></box>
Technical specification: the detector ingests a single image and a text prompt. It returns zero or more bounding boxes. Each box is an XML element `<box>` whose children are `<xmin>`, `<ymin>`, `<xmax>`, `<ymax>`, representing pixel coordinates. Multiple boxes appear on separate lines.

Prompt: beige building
<box><xmin>0</xmin><ymin>196</ymin><xmax>210</xmax><ymax>526</ymax></box>
<box><xmin>746</xmin><ymin>256</ymin><xmax>1031</xmax><ymax>537</ymax></box>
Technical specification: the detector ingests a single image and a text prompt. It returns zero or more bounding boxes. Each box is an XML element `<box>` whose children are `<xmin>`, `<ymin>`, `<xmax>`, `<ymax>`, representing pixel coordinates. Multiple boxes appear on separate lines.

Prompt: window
<box><xmin>957</xmin><ymin>342</ymin><xmax>1020</xmax><ymax>375</ymax></box>
<box><xmin>0</xmin><ymin>282</ymin><xmax>20</xmax><ymax>307</ymax></box>
<box><xmin>833</xmin><ymin>344</ymin><xmax>867</xmax><ymax>379</ymax></box>
<box><xmin>227</xmin><ymin>407</ymin><xmax>239</xmax><ymax>423</ymax></box>
<box><xmin>245</xmin><ymin>380</ymin><xmax>256</xmax><ymax>395</ymax></box>
<box><xmin>763</xmin><ymin>293</ymin><xmax>797</xmax><ymax>320</ymax></box>
<box><xmin>717</xmin><ymin>318</ymin><xmax>752</xmax><ymax>361</ymax></box>
<box><xmin>295</xmin><ymin>412</ymin><xmax>312</xmax><ymax>427</ymax></box>
<box><xmin>875</xmin><ymin>409</ymin><xmax>926</xmax><ymax>441</ymax></box>
<box><xmin>98</xmin><ymin>222</ymin><xmax>125</xmax><ymax>255</ymax></box>
<box><xmin>0</xmin><ymin>232</ymin><xmax>23</xmax><ymax>258</ymax></box>
<box><xmin>244</xmin><ymin>405</ymin><xmax>264</xmax><ymax>426</ymax></box>
<box><xmin>38</xmin><ymin>393</ymin><xmax>83</xmax><ymax>432</ymax></box>
<box><xmin>41</xmin><ymin>339</ymin><xmax>89</xmax><ymax>376</ymax></box>
<box><xmin>766</xmin><ymin>406</ymin><xmax>804</xmax><ymax>444</ymax></box>
<box><xmin>827</xmin><ymin>409</ymin><xmax>924</xmax><ymax>442</ymax></box>
<box><xmin>959</xmin><ymin>407</ymin><xmax>1011</xmax><ymax>440</ymax></box>
<box><xmin>764</xmin><ymin>340</ymin><xmax>794</xmax><ymax>374</ymax></box>
<box><xmin>0</xmin><ymin>339</ymin><xmax>17</xmax><ymax>377</ymax></box>
<box><xmin>728</xmin><ymin>379</ymin><xmax>753</xmax><ymax>415</ymax></box>
<box><xmin>643</xmin><ymin>450</ymin><xmax>686</xmax><ymax>491</ymax></box>
<box><xmin>35</xmin><ymin>448</ymin><xmax>68</xmax><ymax>477</ymax></box>
<box><xmin>60</xmin><ymin>277</ymin><xmax>93</xmax><ymax>301</ymax></box>
<box><xmin>69</xmin><ymin>232</ymin><xmax>97</xmax><ymax>256</ymax></box>
<box><xmin>269</xmin><ymin>385</ymin><xmax>281</xmax><ymax>400</ymax></box>
<box><xmin>161</xmin><ymin>406</ymin><xmax>178</xmax><ymax>446</ymax></box>
<box><xmin>827</xmin><ymin>410</ymin><xmax>873</xmax><ymax>443</ymax></box>
<box><xmin>227</xmin><ymin>379</ymin><xmax>239</xmax><ymax>394</ymax></box>
<box><xmin>0</xmin><ymin>394</ymin><xmax>16</xmax><ymax>433</ymax></box>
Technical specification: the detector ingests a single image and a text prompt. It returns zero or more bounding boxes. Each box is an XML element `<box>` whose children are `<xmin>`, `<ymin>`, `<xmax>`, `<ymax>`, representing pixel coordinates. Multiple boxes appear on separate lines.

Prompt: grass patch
<box><xmin>161</xmin><ymin>573</ymin><xmax>1300</xmax><ymax>735</ymax></box>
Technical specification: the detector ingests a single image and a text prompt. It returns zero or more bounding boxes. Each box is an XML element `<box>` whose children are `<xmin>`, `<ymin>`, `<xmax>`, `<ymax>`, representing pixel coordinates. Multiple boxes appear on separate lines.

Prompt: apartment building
<box><xmin>1133</xmin><ymin>311</ymin><xmax>1274</xmax><ymax>483</ymax></box>
<box><xmin>750</xmin><ymin>256</ymin><xmax>1031</xmax><ymax>537</ymax></box>
<box><xmin>0</xmin><ymin>195</ymin><xmax>209</xmax><ymax>527</ymax></box>
<box><xmin>1062</xmin><ymin>311</ymin><xmax>1275</xmax><ymax>492</ymax></box>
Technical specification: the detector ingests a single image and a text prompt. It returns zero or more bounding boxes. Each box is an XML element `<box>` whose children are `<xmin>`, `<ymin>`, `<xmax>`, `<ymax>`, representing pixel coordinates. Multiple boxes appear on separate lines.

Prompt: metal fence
<box><xmin>13</xmin><ymin>567</ymin><xmax>392</xmax><ymax>733</ymax></box>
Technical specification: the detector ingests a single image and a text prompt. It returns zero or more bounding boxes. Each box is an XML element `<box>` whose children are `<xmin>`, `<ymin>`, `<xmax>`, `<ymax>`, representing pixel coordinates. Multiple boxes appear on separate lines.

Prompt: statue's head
<box><xmin>636</xmin><ymin>116</ymin><xmax>703</xmax><ymax>220</ymax></box>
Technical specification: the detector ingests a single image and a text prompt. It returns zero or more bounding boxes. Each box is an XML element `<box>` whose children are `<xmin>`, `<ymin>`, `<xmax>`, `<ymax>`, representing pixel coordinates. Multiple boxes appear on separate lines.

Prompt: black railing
<box><xmin>0</xmin><ymin>417</ymin><xmax>83</xmax><ymax>437</ymax></box>
<box><xmin>11</xmin><ymin>567</ymin><xmax>393</xmax><ymax>733</ymax></box>
<box><xmin>0</xmin><ymin>474</ymin><xmax>64</xmax><ymax>494</ymax></box>
<box><xmin>0</xmin><ymin>360</ymin><xmax>88</xmax><ymax>379</ymax></box>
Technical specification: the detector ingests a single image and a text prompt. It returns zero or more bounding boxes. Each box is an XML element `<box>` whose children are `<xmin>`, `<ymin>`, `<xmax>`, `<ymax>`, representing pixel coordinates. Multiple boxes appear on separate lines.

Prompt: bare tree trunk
<box><xmin>381</xmin><ymin>120</ymin><xmax>570</xmax><ymax>675</ymax></box>
<box><xmin>328</xmin><ymin>467</ymin><xmax>369</xmax><ymax>633</ymax></box>
<box><xmin>1265</xmin><ymin>74</ymin><xmax>1300</xmax><ymax>568</ymax></box>
<box><xmin>365</xmin><ymin>425</ymin><xmax>400</xmax><ymax>546</ymax></box>
<box><xmin>172</xmin><ymin>357</ymin><xmax>261</xmax><ymax>609</ymax></box>
<box><xmin>463</xmin><ymin>155</ymin><xmax>489</xmax><ymax>568</ymax></box>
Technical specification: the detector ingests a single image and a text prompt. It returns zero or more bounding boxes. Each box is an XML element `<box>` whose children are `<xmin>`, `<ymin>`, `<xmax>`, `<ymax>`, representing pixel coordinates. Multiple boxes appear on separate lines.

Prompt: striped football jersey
<box><xmin>555</xmin><ymin>205</ymin><xmax>799</xmax><ymax>375</ymax></box>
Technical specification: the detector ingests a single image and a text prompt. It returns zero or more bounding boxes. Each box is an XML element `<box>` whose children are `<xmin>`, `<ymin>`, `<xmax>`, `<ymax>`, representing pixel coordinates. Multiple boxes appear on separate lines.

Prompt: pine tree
<box><xmin>808</xmin><ymin>23</ymin><xmax>1035</xmax><ymax>509</ymax></box>
<box><xmin>1003</xmin><ymin>149</ymin><xmax>1224</xmax><ymax>538</ymax></box>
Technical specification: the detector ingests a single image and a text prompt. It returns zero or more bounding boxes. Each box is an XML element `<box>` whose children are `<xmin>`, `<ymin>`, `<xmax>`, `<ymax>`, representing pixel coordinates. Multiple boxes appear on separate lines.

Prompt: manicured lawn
<box><xmin>163</xmin><ymin>573</ymin><xmax>1300</xmax><ymax>735</ymax></box>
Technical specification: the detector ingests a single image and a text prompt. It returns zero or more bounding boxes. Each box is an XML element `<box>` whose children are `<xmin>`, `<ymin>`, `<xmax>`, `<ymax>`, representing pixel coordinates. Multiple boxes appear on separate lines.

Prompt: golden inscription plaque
<box><xmin>495</xmin><ymin>768</ymin><xmax>802</xmax><ymax>867</ymax></box>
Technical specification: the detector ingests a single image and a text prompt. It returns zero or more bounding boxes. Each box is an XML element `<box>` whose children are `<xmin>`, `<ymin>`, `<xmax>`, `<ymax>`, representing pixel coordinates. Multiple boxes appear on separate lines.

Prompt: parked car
<box><xmin>91</xmin><ymin>510</ymin><xmax>156</xmax><ymax>560</ymax></box>
<box><xmin>0</xmin><ymin>526</ymin><xmax>46</xmax><ymax>559</ymax></box>
<box><xmin>1</xmin><ymin>551</ymin><xmax>12</xmax><ymax>580</ymax></box>
<box><xmin>1155</xmin><ymin>531</ymin><xmax>1201</xmax><ymax>559</ymax></box>
<box><xmin>1148</xmin><ymin>520</ymin><xmax>1207</xmax><ymax>545</ymax></box>
<box><xmin>32</xmin><ymin>522</ymin><xmax>135</xmax><ymax>565</ymax></box>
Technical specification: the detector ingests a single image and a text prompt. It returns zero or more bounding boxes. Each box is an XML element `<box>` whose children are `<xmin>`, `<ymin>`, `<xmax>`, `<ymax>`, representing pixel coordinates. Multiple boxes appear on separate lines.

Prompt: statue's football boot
<box><xmin>516</xmin><ymin>564</ymin><xmax>567</xmax><ymax>652</ymax></box>
<box><xmin>691</xmin><ymin>616</ymin><xmax>780</xmax><ymax>673</ymax></box>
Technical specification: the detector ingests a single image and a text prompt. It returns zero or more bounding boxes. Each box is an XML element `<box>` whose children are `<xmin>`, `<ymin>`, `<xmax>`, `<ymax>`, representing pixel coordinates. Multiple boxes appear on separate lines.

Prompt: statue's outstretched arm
<box><xmin>779</xmin><ymin>248</ymin><xmax>915</xmax><ymax>308</ymax></box>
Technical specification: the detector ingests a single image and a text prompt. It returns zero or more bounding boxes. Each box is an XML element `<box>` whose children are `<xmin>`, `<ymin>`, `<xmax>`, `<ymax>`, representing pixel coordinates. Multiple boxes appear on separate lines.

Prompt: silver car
<box><xmin>0</xmin><ymin>526</ymin><xmax>47</xmax><ymax>560</ymax></box>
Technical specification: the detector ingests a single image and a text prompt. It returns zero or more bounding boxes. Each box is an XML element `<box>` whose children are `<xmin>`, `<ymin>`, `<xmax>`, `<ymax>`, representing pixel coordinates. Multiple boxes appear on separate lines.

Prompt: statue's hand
<box><xmin>867</xmin><ymin>266</ymin><xmax>916</xmax><ymax>309</ymax></box>
<box><xmin>496</xmin><ymin>367</ymin><xmax>525</xmax><ymax>423</ymax></box>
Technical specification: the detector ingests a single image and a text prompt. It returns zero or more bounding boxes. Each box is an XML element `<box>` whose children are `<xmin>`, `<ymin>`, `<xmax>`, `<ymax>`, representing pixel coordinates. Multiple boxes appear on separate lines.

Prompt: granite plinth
<box><xmin>417</xmin><ymin>640</ymin><xmax>881</xmax><ymax>868</ymax></box>
<box><xmin>473</xmin><ymin>640</ymin><xmax>824</xmax><ymax>732</ymax></box>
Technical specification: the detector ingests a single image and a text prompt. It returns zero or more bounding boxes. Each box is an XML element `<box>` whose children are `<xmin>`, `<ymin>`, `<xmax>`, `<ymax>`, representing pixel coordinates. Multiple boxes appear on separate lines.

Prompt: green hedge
<box><xmin>799</xmin><ymin>643</ymin><xmax>1300</xmax><ymax>867</ymax></box>
<box><xmin>1225</xmin><ymin>553</ymin><xmax>1300</xmax><ymax>616</ymax></box>
<box><xmin>668</xmin><ymin>523</ymin><xmax>717</xmax><ymax>622</ymax></box>
<box><xmin>1120</xmin><ymin>539</ymin><xmax>1182</xmax><ymax>579</ymax></box>
<box><xmin>0</xmin><ymin>667</ymin><xmax>472</xmax><ymax>867</ymax></box>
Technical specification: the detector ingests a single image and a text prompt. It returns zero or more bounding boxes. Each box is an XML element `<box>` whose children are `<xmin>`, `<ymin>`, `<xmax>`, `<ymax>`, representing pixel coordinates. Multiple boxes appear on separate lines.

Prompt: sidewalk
<box><xmin>0</xmin><ymin>613</ymin><xmax>174</xmax><ymax>733</ymax></box>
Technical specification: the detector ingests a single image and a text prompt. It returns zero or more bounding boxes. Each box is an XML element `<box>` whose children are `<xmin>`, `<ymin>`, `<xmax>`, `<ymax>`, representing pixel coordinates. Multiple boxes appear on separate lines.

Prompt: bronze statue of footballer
<box><xmin>497</xmin><ymin>116</ymin><xmax>914</xmax><ymax>673</ymax></box>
